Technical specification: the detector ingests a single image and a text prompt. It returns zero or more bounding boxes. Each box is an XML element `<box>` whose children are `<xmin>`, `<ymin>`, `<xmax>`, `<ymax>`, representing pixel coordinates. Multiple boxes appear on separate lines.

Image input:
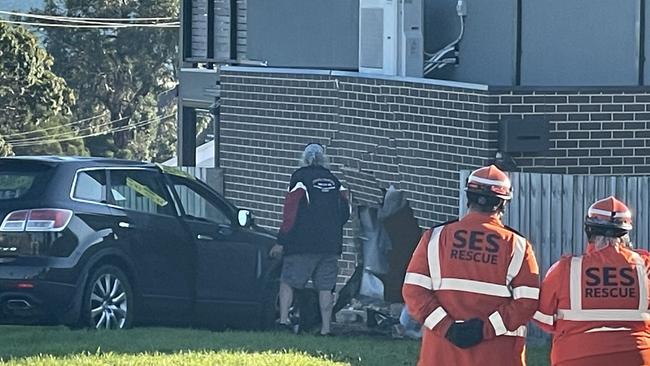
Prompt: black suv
<box><xmin>0</xmin><ymin>157</ymin><xmax>280</xmax><ymax>329</ymax></box>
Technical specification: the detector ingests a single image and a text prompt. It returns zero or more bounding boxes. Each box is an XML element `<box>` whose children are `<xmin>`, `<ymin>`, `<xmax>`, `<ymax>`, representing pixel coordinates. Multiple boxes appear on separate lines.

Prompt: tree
<box><xmin>123</xmin><ymin>94</ymin><xmax>177</xmax><ymax>162</ymax></box>
<box><xmin>0</xmin><ymin>22</ymin><xmax>86</xmax><ymax>156</ymax></box>
<box><xmin>40</xmin><ymin>0</ymin><xmax>180</xmax><ymax>162</ymax></box>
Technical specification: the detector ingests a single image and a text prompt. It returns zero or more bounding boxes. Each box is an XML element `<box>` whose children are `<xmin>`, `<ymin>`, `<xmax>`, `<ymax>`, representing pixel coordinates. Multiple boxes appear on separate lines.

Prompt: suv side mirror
<box><xmin>237</xmin><ymin>209</ymin><xmax>253</xmax><ymax>227</ymax></box>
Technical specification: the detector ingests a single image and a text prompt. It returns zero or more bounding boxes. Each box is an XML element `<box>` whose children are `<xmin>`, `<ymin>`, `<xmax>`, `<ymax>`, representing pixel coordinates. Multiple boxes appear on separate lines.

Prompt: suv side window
<box><xmin>73</xmin><ymin>170</ymin><xmax>107</xmax><ymax>203</ymax></box>
<box><xmin>169</xmin><ymin>175</ymin><xmax>231</xmax><ymax>225</ymax></box>
<box><xmin>109</xmin><ymin>170</ymin><xmax>174</xmax><ymax>216</ymax></box>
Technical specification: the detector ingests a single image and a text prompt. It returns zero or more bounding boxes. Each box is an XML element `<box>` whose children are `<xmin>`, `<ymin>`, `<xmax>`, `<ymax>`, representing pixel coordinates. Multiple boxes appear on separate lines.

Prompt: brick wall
<box><xmin>218</xmin><ymin>67</ymin><xmax>650</xmax><ymax>284</ymax></box>
<box><xmin>219</xmin><ymin>67</ymin><xmax>498</xmax><ymax>282</ymax></box>
<box><xmin>490</xmin><ymin>89</ymin><xmax>650</xmax><ymax>175</ymax></box>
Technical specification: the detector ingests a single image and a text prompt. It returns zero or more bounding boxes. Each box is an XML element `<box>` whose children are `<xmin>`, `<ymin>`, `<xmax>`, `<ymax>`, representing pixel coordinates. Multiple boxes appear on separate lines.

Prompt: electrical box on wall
<box><xmin>359</xmin><ymin>0</ymin><xmax>398</xmax><ymax>75</ymax></box>
<box><xmin>359</xmin><ymin>0</ymin><xmax>423</xmax><ymax>77</ymax></box>
<box><xmin>399</xmin><ymin>0</ymin><xmax>423</xmax><ymax>77</ymax></box>
<box><xmin>499</xmin><ymin>116</ymin><xmax>550</xmax><ymax>153</ymax></box>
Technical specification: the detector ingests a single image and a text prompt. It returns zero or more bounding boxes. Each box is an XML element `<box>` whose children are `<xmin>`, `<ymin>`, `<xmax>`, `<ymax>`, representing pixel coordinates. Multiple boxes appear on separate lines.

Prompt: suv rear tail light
<box><xmin>0</xmin><ymin>209</ymin><xmax>73</xmax><ymax>232</ymax></box>
<box><xmin>0</xmin><ymin>210</ymin><xmax>29</xmax><ymax>231</ymax></box>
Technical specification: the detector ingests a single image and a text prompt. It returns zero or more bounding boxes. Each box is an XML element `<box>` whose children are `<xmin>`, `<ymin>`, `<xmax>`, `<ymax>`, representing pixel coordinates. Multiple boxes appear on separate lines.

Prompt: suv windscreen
<box><xmin>0</xmin><ymin>162</ymin><xmax>53</xmax><ymax>201</ymax></box>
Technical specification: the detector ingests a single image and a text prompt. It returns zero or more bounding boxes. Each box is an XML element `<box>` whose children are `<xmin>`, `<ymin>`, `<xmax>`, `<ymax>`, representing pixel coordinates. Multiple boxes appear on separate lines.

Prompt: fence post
<box><xmin>459</xmin><ymin>170</ymin><xmax>469</xmax><ymax>217</ymax></box>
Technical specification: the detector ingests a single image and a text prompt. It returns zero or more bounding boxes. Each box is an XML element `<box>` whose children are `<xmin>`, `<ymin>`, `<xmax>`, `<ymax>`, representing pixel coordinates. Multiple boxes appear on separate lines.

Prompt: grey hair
<box><xmin>591</xmin><ymin>234</ymin><xmax>632</xmax><ymax>251</ymax></box>
<box><xmin>300</xmin><ymin>143</ymin><xmax>329</xmax><ymax>167</ymax></box>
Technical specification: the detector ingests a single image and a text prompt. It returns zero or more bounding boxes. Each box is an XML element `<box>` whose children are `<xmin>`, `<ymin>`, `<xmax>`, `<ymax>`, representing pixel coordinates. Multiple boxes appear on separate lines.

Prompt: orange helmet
<box><xmin>585</xmin><ymin>196</ymin><xmax>633</xmax><ymax>237</ymax></box>
<box><xmin>465</xmin><ymin>165</ymin><xmax>512</xmax><ymax>200</ymax></box>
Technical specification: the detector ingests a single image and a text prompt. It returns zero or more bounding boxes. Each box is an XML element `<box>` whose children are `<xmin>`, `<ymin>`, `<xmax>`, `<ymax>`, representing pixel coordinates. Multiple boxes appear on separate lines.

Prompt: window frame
<box><xmin>164</xmin><ymin>174</ymin><xmax>236</xmax><ymax>226</ymax></box>
<box><xmin>106</xmin><ymin>168</ymin><xmax>177</xmax><ymax>217</ymax></box>
<box><xmin>70</xmin><ymin>169</ymin><xmax>108</xmax><ymax>204</ymax></box>
<box><xmin>70</xmin><ymin>167</ymin><xmax>181</xmax><ymax>217</ymax></box>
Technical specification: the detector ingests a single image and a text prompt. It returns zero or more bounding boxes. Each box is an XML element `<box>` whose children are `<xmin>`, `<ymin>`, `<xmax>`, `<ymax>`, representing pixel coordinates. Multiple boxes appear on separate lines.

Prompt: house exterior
<box><xmin>178</xmin><ymin>0</ymin><xmax>650</xmax><ymax>283</ymax></box>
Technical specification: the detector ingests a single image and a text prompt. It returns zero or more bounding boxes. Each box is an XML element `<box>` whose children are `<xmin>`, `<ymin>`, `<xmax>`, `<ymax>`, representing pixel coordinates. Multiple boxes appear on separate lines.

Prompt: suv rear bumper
<box><xmin>0</xmin><ymin>280</ymin><xmax>77</xmax><ymax>324</ymax></box>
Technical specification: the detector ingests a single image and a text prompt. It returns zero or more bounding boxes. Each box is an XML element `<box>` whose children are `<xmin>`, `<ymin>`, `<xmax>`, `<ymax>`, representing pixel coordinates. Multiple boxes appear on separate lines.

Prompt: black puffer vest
<box><xmin>281</xmin><ymin>166</ymin><xmax>350</xmax><ymax>255</ymax></box>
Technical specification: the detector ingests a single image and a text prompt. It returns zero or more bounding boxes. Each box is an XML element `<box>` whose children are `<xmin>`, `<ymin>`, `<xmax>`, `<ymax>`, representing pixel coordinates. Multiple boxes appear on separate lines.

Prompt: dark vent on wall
<box><xmin>499</xmin><ymin>116</ymin><xmax>550</xmax><ymax>153</ymax></box>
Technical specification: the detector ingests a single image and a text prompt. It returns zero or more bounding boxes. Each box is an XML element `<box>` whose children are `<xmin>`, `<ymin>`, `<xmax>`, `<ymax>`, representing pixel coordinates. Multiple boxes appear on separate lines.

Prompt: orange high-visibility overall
<box><xmin>403</xmin><ymin>212</ymin><xmax>539</xmax><ymax>366</ymax></box>
<box><xmin>535</xmin><ymin>245</ymin><xmax>650</xmax><ymax>366</ymax></box>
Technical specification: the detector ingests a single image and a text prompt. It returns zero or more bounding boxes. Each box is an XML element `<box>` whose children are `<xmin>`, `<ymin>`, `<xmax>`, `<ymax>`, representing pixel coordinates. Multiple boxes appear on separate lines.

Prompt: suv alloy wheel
<box><xmin>83</xmin><ymin>265</ymin><xmax>134</xmax><ymax>329</ymax></box>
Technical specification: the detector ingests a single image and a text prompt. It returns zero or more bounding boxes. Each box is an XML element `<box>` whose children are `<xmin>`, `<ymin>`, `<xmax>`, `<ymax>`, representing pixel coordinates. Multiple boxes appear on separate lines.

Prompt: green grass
<box><xmin>0</xmin><ymin>326</ymin><xmax>550</xmax><ymax>365</ymax></box>
<box><xmin>527</xmin><ymin>345</ymin><xmax>551</xmax><ymax>366</ymax></box>
<box><xmin>1</xmin><ymin>351</ymin><xmax>345</xmax><ymax>366</ymax></box>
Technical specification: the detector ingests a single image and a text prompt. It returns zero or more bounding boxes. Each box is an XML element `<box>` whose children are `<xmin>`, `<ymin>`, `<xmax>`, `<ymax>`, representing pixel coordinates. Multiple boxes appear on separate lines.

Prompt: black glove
<box><xmin>445</xmin><ymin>318</ymin><xmax>484</xmax><ymax>349</ymax></box>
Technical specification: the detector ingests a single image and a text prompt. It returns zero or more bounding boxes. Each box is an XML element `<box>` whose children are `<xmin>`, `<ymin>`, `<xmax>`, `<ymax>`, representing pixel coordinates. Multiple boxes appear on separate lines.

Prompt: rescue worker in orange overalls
<box><xmin>403</xmin><ymin>165</ymin><xmax>540</xmax><ymax>365</ymax></box>
<box><xmin>534</xmin><ymin>196</ymin><xmax>650</xmax><ymax>366</ymax></box>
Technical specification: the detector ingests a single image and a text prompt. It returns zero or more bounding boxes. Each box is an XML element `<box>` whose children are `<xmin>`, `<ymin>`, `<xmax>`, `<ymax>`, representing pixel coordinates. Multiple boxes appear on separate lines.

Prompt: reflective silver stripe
<box><xmin>427</xmin><ymin>226</ymin><xmax>444</xmax><ymax>290</ymax></box>
<box><xmin>489</xmin><ymin>311</ymin><xmax>507</xmax><ymax>336</ymax></box>
<box><xmin>426</xmin><ymin>225</ymin><xmax>525</xmax><ymax>299</ymax></box>
<box><xmin>424</xmin><ymin>306</ymin><xmax>448</xmax><ymax>330</ymax></box>
<box><xmin>290</xmin><ymin>182</ymin><xmax>309</xmax><ymax>203</ymax></box>
<box><xmin>588</xmin><ymin>207</ymin><xmax>631</xmax><ymax>219</ymax></box>
<box><xmin>512</xmin><ymin>286</ymin><xmax>539</xmax><ymax>300</ymax></box>
<box><xmin>631</xmin><ymin>252</ymin><xmax>649</xmax><ymax>312</ymax></box>
<box><xmin>564</xmin><ymin>252</ymin><xmax>649</xmax><ymax>321</ymax></box>
<box><xmin>506</xmin><ymin>235</ymin><xmax>526</xmax><ymax>285</ymax></box>
<box><xmin>404</xmin><ymin>272</ymin><xmax>433</xmax><ymax>290</ymax></box>
<box><xmin>488</xmin><ymin>311</ymin><xmax>527</xmax><ymax>337</ymax></box>
<box><xmin>533</xmin><ymin>311</ymin><xmax>555</xmax><ymax>326</ymax></box>
<box><xmin>468</xmin><ymin>175</ymin><xmax>510</xmax><ymax>188</ymax></box>
<box><xmin>439</xmin><ymin>278</ymin><xmax>511</xmax><ymax>297</ymax></box>
<box><xmin>503</xmin><ymin>325</ymin><xmax>527</xmax><ymax>337</ymax></box>
<box><xmin>584</xmin><ymin>326</ymin><xmax>632</xmax><ymax>333</ymax></box>
<box><xmin>569</xmin><ymin>257</ymin><xmax>582</xmax><ymax>311</ymax></box>
<box><xmin>339</xmin><ymin>186</ymin><xmax>351</xmax><ymax>215</ymax></box>
<box><xmin>557</xmin><ymin>309</ymin><xmax>650</xmax><ymax>321</ymax></box>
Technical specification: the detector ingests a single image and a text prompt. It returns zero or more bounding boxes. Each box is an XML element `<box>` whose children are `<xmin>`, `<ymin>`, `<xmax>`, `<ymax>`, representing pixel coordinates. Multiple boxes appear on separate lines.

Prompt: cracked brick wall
<box><xmin>219</xmin><ymin>67</ymin><xmax>650</xmax><ymax>284</ymax></box>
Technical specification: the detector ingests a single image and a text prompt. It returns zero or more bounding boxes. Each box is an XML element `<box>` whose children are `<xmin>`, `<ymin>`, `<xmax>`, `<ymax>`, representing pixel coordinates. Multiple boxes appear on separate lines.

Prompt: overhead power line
<box><xmin>0</xmin><ymin>10</ymin><xmax>177</xmax><ymax>23</ymax></box>
<box><xmin>2</xmin><ymin>112</ymin><xmax>109</xmax><ymax>139</ymax></box>
<box><xmin>6</xmin><ymin>112</ymin><xmax>170</xmax><ymax>144</ymax></box>
<box><xmin>0</xmin><ymin>19</ymin><xmax>179</xmax><ymax>28</ymax></box>
<box><xmin>5</xmin><ymin>115</ymin><xmax>131</xmax><ymax>144</ymax></box>
<box><xmin>9</xmin><ymin>113</ymin><xmax>175</xmax><ymax>147</ymax></box>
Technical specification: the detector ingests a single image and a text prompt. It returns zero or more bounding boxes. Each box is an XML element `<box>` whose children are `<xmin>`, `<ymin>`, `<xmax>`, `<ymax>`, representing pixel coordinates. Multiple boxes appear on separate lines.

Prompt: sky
<box><xmin>2</xmin><ymin>0</ymin><xmax>43</xmax><ymax>12</ymax></box>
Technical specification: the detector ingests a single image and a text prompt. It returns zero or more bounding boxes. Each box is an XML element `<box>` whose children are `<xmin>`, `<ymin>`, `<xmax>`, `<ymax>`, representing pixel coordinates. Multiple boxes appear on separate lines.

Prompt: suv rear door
<box><xmin>107</xmin><ymin>168</ymin><xmax>194</xmax><ymax>325</ymax></box>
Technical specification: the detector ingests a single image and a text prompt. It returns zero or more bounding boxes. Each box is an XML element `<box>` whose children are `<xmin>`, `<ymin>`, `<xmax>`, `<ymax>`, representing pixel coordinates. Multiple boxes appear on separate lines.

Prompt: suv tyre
<box><xmin>82</xmin><ymin>265</ymin><xmax>134</xmax><ymax>329</ymax></box>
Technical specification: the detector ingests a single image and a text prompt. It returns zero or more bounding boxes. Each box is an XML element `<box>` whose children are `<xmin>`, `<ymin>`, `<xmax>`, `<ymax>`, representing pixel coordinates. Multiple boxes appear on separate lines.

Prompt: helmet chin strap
<box><xmin>585</xmin><ymin>225</ymin><xmax>628</xmax><ymax>239</ymax></box>
<box><xmin>467</xmin><ymin>192</ymin><xmax>507</xmax><ymax>215</ymax></box>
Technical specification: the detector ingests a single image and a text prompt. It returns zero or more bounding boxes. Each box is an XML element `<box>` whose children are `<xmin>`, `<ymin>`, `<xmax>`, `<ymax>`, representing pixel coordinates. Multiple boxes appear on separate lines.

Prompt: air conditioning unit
<box><xmin>359</xmin><ymin>0</ymin><xmax>398</xmax><ymax>75</ymax></box>
<box><xmin>399</xmin><ymin>0</ymin><xmax>423</xmax><ymax>77</ymax></box>
<box><xmin>359</xmin><ymin>0</ymin><xmax>423</xmax><ymax>77</ymax></box>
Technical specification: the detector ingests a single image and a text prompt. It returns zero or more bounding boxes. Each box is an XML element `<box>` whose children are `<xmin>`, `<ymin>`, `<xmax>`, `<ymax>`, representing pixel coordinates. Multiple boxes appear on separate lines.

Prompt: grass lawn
<box><xmin>1</xmin><ymin>352</ymin><xmax>345</xmax><ymax>366</ymax></box>
<box><xmin>0</xmin><ymin>326</ymin><xmax>550</xmax><ymax>365</ymax></box>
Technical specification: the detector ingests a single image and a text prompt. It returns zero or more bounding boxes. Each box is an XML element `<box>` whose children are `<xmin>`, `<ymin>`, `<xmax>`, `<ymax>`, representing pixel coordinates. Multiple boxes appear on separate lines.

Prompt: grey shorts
<box><xmin>281</xmin><ymin>254</ymin><xmax>339</xmax><ymax>291</ymax></box>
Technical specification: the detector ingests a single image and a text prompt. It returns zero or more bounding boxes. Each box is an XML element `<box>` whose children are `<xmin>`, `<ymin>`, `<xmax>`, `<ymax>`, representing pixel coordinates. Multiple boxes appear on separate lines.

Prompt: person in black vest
<box><xmin>270</xmin><ymin>143</ymin><xmax>351</xmax><ymax>336</ymax></box>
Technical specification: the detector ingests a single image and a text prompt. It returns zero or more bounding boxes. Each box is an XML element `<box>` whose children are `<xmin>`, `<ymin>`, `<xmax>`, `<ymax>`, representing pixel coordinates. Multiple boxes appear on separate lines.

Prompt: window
<box><xmin>0</xmin><ymin>162</ymin><xmax>52</xmax><ymax>201</ymax></box>
<box><xmin>109</xmin><ymin>170</ymin><xmax>174</xmax><ymax>216</ymax></box>
<box><xmin>73</xmin><ymin>170</ymin><xmax>107</xmax><ymax>203</ymax></box>
<box><xmin>0</xmin><ymin>174</ymin><xmax>36</xmax><ymax>200</ymax></box>
<box><xmin>170</xmin><ymin>176</ymin><xmax>231</xmax><ymax>225</ymax></box>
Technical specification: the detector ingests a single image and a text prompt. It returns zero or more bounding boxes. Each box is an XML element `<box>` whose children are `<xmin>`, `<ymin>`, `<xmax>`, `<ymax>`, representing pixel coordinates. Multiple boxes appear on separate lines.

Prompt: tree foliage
<box><xmin>0</xmin><ymin>22</ymin><xmax>86</xmax><ymax>156</ymax></box>
<box><xmin>41</xmin><ymin>0</ymin><xmax>179</xmax><ymax>162</ymax></box>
